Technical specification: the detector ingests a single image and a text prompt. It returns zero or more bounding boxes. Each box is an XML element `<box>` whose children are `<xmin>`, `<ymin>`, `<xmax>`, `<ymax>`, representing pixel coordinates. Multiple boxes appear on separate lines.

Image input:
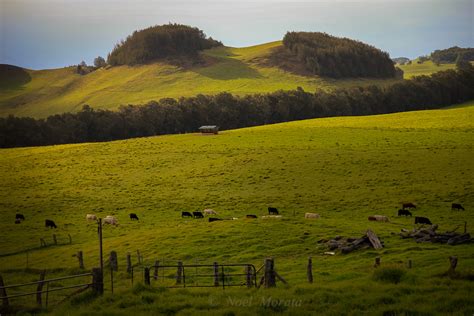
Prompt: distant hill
<box><xmin>0</xmin><ymin>39</ymin><xmax>459</xmax><ymax>118</ymax></box>
<box><xmin>268</xmin><ymin>32</ymin><xmax>397</xmax><ymax>78</ymax></box>
<box><xmin>430</xmin><ymin>46</ymin><xmax>474</xmax><ymax>64</ymax></box>
<box><xmin>392</xmin><ymin>57</ymin><xmax>411</xmax><ymax>65</ymax></box>
<box><xmin>107</xmin><ymin>24</ymin><xmax>222</xmax><ymax>66</ymax></box>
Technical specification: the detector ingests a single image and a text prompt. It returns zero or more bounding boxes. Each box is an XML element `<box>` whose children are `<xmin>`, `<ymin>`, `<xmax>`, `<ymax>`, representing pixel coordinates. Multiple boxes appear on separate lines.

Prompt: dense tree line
<box><xmin>431</xmin><ymin>47</ymin><xmax>474</xmax><ymax>64</ymax></box>
<box><xmin>281</xmin><ymin>32</ymin><xmax>397</xmax><ymax>78</ymax></box>
<box><xmin>107</xmin><ymin>24</ymin><xmax>222</xmax><ymax>66</ymax></box>
<box><xmin>1</xmin><ymin>65</ymin><xmax>473</xmax><ymax>148</ymax></box>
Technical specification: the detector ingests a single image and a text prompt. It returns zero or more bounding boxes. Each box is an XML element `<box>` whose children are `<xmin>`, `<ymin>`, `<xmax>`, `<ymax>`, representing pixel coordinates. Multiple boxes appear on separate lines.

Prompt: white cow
<box><xmin>368</xmin><ymin>215</ymin><xmax>390</xmax><ymax>222</ymax></box>
<box><xmin>103</xmin><ymin>216</ymin><xmax>118</xmax><ymax>226</ymax></box>
<box><xmin>305</xmin><ymin>213</ymin><xmax>320</xmax><ymax>219</ymax></box>
<box><xmin>86</xmin><ymin>214</ymin><xmax>97</xmax><ymax>221</ymax></box>
<box><xmin>262</xmin><ymin>215</ymin><xmax>282</xmax><ymax>219</ymax></box>
<box><xmin>203</xmin><ymin>209</ymin><xmax>217</xmax><ymax>215</ymax></box>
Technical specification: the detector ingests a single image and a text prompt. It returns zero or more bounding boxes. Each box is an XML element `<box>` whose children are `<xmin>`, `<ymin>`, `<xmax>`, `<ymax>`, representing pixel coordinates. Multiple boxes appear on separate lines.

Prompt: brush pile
<box><xmin>319</xmin><ymin>229</ymin><xmax>384</xmax><ymax>254</ymax></box>
<box><xmin>399</xmin><ymin>225</ymin><xmax>472</xmax><ymax>245</ymax></box>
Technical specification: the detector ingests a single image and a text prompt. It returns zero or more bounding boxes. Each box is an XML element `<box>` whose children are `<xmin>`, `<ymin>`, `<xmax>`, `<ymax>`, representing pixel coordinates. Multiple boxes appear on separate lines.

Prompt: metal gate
<box><xmin>140</xmin><ymin>263</ymin><xmax>258</xmax><ymax>288</ymax></box>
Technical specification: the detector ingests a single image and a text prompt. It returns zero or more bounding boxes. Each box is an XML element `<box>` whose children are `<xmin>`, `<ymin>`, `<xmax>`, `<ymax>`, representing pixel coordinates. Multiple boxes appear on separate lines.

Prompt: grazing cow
<box><xmin>86</xmin><ymin>214</ymin><xmax>97</xmax><ymax>221</ymax></box>
<box><xmin>208</xmin><ymin>217</ymin><xmax>222</xmax><ymax>222</ymax></box>
<box><xmin>268</xmin><ymin>207</ymin><xmax>279</xmax><ymax>215</ymax></box>
<box><xmin>451</xmin><ymin>203</ymin><xmax>465</xmax><ymax>211</ymax></box>
<box><xmin>181</xmin><ymin>211</ymin><xmax>193</xmax><ymax>218</ymax></box>
<box><xmin>45</xmin><ymin>219</ymin><xmax>57</xmax><ymax>229</ymax></box>
<box><xmin>398</xmin><ymin>209</ymin><xmax>412</xmax><ymax>217</ymax></box>
<box><xmin>15</xmin><ymin>218</ymin><xmax>21</xmax><ymax>224</ymax></box>
<box><xmin>16</xmin><ymin>213</ymin><xmax>25</xmax><ymax>221</ymax></box>
<box><xmin>305</xmin><ymin>213</ymin><xmax>320</xmax><ymax>219</ymax></box>
<box><xmin>402</xmin><ymin>202</ymin><xmax>417</xmax><ymax>210</ymax></box>
<box><xmin>246</xmin><ymin>214</ymin><xmax>257</xmax><ymax>219</ymax></box>
<box><xmin>203</xmin><ymin>209</ymin><xmax>217</xmax><ymax>215</ymax></box>
<box><xmin>193</xmin><ymin>211</ymin><xmax>204</xmax><ymax>219</ymax></box>
<box><xmin>129</xmin><ymin>213</ymin><xmax>139</xmax><ymax>220</ymax></box>
<box><xmin>368</xmin><ymin>215</ymin><xmax>390</xmax><ymax>222</ymax></box>
<box><xmin>103</xmin><ymin>216</ymin><xmax>118</xmax><ymax>226</ymax></box>
<box><xmin>415</xmin><ymin>216</ymin><xmax>432</xmax><ymax>225</ymax></box>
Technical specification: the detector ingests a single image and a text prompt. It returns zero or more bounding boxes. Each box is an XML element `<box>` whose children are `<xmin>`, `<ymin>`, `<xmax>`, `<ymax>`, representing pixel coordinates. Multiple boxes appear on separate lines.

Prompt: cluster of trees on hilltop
<box><xmin>281</xmin><ymin>32</ymin><xmax>397</xmax><ymax>78</ymax></box>
<box><xmin>1</xmin><ymin>64</ymin><xmax>473</xmax><ymax>148</ymax></box>
<box><xmin>431</xmin><ymin>47</ymin><xmax>474</xmax><ymax>64</ymax></box>
<box><xmin>107</xmin><ymin>24</ymin><xmax>222</xmax><ymax>66</ymax></box>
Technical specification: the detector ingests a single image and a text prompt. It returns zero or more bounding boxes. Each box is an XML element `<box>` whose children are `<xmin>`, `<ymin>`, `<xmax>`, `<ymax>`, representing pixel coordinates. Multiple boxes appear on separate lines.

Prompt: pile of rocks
<box><xmin>399</xmin><ymin>225</ymin><xmax>471</xmax><ymax>245</ymax></box>
<box><xmin>319</xmin><ymin>229</ymin><xmax>384</xmax><ymax>254</ymax></box>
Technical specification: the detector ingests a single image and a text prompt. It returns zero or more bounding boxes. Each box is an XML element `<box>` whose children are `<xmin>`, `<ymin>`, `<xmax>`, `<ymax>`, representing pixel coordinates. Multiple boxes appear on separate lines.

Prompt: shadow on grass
<box><xmin>0</xmin><ymin>64</ymin><xmax>32</xmax><ymax>90</ymax></box>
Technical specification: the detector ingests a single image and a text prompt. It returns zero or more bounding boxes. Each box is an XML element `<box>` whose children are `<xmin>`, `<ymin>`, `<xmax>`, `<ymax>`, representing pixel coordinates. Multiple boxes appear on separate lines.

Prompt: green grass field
<box><xmin>0</xmin><ymin>42</ymin><xmax>454</xmax><ymax>119</ymax></box>
<box><xmin>0</xmin><ymin>102</ymin><xmax>473</xmax><ymax>315</ymax></box>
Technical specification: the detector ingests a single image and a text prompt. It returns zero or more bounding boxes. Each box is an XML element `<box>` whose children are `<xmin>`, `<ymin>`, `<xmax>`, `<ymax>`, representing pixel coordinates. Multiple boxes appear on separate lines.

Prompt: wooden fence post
<box><xmin>154</xmin><ymin>261</ymin><xmax>159</xmax><ymax>280</ymax></box>
<box><xmin>307</xmin><ymin>257</ymin><xmax>313</xmax><ymax>283</ymax></box>
<box><xmin>92</xmin><ymin>268</ymin><xmax>103</xmax><ymax>295</ymax></box>
<box><xmin>136</xmin><ymin>250</ymin><xmax>142</xmax><ymax>265</ymax></box>
<box><xmin>77</xmin><ymin>251</ymin><xmax>84</xmax><ymax>269</ymax></box>
<box><xmin>68</xmin><ymin>234</ymin><xmax>72</xmax><ymax>244</ymax></box>
<box><xmin>52</xmin><ymin>234</ymin><xmax>57</xmax><ymax>245</ymax></box>
<box><xmin>407</xmin><ymin>259</ymin><xmax>412</xmax><ymax>269</ymax></box>
<box><xmin>0</xmin><ymin>274</ymin><xmax>9</xmax><ymax>307</ymax></box>
<box><xmin>448</xmin><ymin>256</ymin><xmax>458</xmax><ymax>274</ymax></box>
<box><xmin>109</xmin><ymin>251</ymin><xmax>118</xmax><ymax>272</ymax></box>
<box><xmin>213</xmin><ymin>262</ymin><xmax>219</xmax><ymax>287</ymax></box>
<box><xmin>36</xmin><ymin>270</ymin><xmax>46</xmax><ymax>306</ymax></box>
<box><xmin>246</xmin><ymin>265</ymin><xmax>252</xmax><ymax>288</ymax></box>
<box><xmin>144</xmin><ymin>267</ymin><xmax>150</xmax><ymax>285</ymax></box>
<box><xmin>264</xmin><ymin>258</ymin><xmax>276</xmax><ymax>288</ymax></box>
<box><xmin>176</xmin><ymin>261</ymin><xmax>183</xmax><ymax>285</ymax></box>
<box><xmin>126</xmin><ymin>253</ymin><xmax>132</xmax><ymax>273</ymax></box>
<box><xmin>464</xmin><ymin>221</ymin><xmax>467</xmax><ymax>234</ymax></box>
<box><xmin>374</xmin><ymin>257</ymin><xmax>381</xmax><ymax>268</ymax></box>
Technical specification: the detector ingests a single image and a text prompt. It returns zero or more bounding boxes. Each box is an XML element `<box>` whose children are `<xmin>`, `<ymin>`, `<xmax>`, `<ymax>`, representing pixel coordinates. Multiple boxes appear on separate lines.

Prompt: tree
<box><xmin>79</xmin><ymin>61</ymin><xmax>87</xmax><ymax>67</ymax></box>
<box><xmin>94</xmin><ymin>56</ymin><xmax>106</xmax><ymax>68</ymax></box>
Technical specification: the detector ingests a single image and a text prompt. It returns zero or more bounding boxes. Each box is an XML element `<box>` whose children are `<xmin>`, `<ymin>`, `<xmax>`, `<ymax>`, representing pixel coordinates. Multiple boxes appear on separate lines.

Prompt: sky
<box><xmin>0</xmin><ymin>0</ymin><xmax>473</xmax><ymax>70</ymax></box>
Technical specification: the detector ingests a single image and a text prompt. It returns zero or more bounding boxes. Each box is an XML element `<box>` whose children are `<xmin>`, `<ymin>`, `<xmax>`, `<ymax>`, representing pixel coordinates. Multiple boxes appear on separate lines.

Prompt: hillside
<box><xmin>0</xmin><ymin>103</ymin><xmax>473</xmax><ymax>314</ymax></box>
<box><xmin>0</xmin><ymin>42</ymin><xmax>456</xmax><ymax>119</ymax></box>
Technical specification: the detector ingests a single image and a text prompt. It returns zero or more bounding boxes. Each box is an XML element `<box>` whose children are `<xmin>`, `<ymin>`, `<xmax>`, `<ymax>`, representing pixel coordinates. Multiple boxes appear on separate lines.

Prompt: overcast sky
<box><xmin>1</xmin><ymin>0</ymin><xmax>472</xmax><ymax>69</ymax></box>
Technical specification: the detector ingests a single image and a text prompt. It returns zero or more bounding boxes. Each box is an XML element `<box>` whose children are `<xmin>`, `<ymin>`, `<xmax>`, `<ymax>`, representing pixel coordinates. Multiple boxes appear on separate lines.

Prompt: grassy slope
<box><xmin>0</xmin><ymin>42</ymin><xmax>453</xmax><ymax>118</ymax></box>
<box><xmin>0</xmin><ymin>102</ymin><xmax>473</xmax><ymax>314</ymax></box>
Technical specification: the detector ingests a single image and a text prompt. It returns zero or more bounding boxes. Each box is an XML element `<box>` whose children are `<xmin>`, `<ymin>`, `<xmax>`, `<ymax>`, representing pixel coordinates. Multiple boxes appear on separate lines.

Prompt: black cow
<box><xmin>193</xmin><ymin>211</ymin><xmax>204</xmax><ymax>219</ymax></box>
<box><xmin>15</xmin><ymin>218</ymin><xmax>21</xmax><ymax>224</ymax></box>
<box><xmin>402</xmin><ymin>202</ymin><xmax>416</xmax><ymax>210</ymax></box>
<box><xmin>45</xmin><ymin>219</ymin><xmax>57</xmax><ymax>229</ymax></box>
<box><xmin>268</xmin><ymin>207</ymin><xmax>279</xmax><ymax>215</ymax></box>
<box><xmin>398</xmin><ymin>209</ymin><xmax>412</xmax><ymax>217</ymax></box>
<box><xmin>452</xmin><ymin>203</ymin><xmax>465</xmax><ymax>211</ymax></box>
<box><xmin>181</xmin><ymin>211</ymin><xmax>193</xmax><ymax>218</ymax></box>
<box><xmin>246</xmin><ymin>214</ymin><xmax>257</xmax><ymax>219</ymax></box>
<box><xmin>16</xmin><ymin>213</ymin><xmax>25</xmax><ymax>221</ymax></box>
<box><xmin>415</xmin><ymin>216</ymin><xmax>432</xmax><ymax>225</ymax></box>
<box><xmin>208</xmin><ymin>217</ymin><xmax>222</xmax><ymax>222</ymax></box>
<box><xmin>129</xmin><ymin>213</ymin><xmax>139</xmax><ymax>220</ymax></box>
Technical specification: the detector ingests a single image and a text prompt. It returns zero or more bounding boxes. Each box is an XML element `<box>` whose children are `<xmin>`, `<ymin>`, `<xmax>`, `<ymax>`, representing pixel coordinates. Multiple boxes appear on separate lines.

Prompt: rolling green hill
<box><xmin>0</xmin><ymin>102</ymin><xmax>473</xmax><ymax>314</ymax></box>
<box><xmin>0</xmin><ymin>42</ymin><xmax>456</xmax><ymax>119</ymax></box>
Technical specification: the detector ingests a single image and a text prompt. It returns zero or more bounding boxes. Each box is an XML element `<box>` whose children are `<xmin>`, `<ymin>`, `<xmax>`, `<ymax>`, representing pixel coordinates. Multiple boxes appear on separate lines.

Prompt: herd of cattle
<box><xmin>12</xmin><ymin>203</ymin><xmax>465</xmax><ymax>228</ymax></box>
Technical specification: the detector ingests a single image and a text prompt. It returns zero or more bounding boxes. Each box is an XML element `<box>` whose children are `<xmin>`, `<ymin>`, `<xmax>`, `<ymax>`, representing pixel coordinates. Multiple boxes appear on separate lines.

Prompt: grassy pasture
<box><xmin>0</xmin><ymin>102</ymin><xmax>473</xmax><ymax>314</ymax></box>
<box><xmin>0</xmin><ymin>42</ymin><xmax>454</xmax><ymax>118</ymax></box>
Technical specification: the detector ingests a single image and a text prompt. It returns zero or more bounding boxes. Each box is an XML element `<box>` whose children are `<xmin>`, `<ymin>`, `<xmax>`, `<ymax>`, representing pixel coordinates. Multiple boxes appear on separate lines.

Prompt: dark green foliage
<box><xmin>93</xmin><ymin>56</ymin><xmax>106</xmax><ymax>68</ymax></box>
<box><xmin>373</xmin><ymin>267</ymin><xmax>406</xmax><ymax>284</ymax></box>
<box><xmin>281</xmin><ymin>32</ymin><xmax>396</xmax><ymax>78</ymax></box>
<box><xmin>1</xmin><ymin>67</ymin><xmax>473</xmax><ymax>148</ymax></box>
<box><xmin>107</xmin><ymin>23</ymin><xmax>222</xmax><ymax>66</ymax></box>
<box><xmin>431</xmin><ymin>46</ymin><xmax>474</xmax><ymax>64</ymax></box>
